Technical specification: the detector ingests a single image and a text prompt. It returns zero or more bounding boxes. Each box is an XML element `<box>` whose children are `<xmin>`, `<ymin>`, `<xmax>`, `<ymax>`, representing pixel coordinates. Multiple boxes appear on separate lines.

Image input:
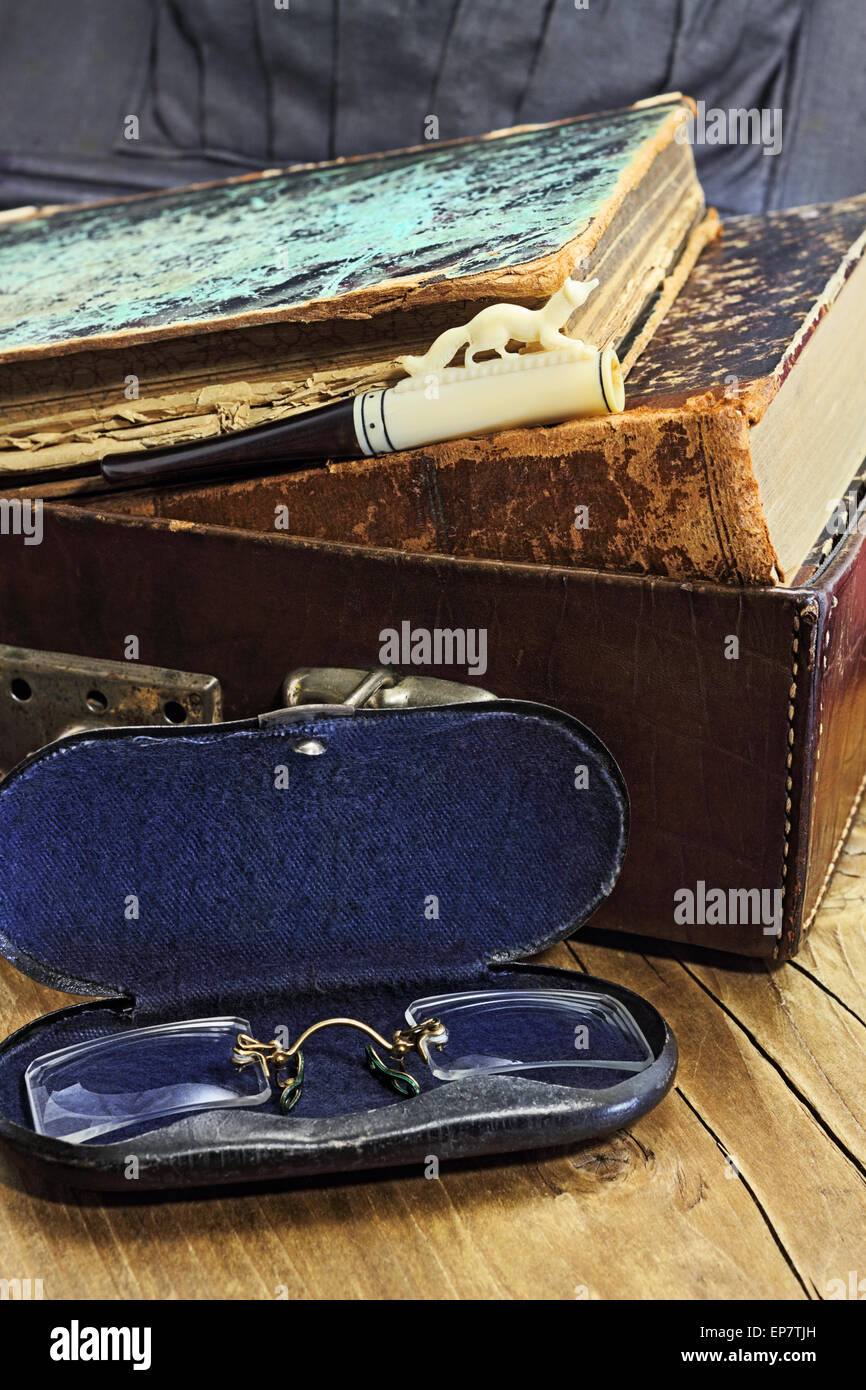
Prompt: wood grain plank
<box><xmin>568</xmin><ymin>913</ymin><xmax>866</xmax><ymax>1295</ymax></box>
<box><xmin>795</xmin><ymin>817</ymin><xmax>866</xmax><ymax>1021</ymax></box>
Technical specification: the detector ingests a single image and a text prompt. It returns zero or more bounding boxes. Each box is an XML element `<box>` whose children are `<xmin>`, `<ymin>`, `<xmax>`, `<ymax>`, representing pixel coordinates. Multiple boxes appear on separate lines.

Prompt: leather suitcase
<box><xmin>1</xmin><ymin>482</ymin><xmax>864</xmax><ymax>960</ymax></box>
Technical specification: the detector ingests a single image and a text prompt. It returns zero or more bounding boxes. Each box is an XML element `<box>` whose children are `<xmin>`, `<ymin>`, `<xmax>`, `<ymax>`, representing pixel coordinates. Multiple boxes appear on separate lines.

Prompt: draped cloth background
<box><xmin>0</xmin><ymin>0</ymin><xmax>863</xmax><ymax>215</ymax></box>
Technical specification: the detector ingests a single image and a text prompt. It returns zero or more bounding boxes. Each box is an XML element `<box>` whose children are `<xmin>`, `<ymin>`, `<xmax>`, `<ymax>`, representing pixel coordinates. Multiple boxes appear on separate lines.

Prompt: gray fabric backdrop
<box><xmin>0</xmin><ymin>0</ymin><xmax>863</xmax><ymax>215</ymax></box>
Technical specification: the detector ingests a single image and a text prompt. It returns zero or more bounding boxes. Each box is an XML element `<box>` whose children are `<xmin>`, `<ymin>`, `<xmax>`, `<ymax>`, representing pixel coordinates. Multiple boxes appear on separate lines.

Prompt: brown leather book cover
<box><xmin>109</xmin><ymin>195</ymin><xmax>863</xmax><ymax>588</ymax></box>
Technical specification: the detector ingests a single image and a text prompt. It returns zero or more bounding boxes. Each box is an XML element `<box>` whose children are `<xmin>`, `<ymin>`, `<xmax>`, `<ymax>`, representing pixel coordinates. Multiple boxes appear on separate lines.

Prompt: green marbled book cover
<box><xmin>0</xmin><ymin>94</ymin><xmax>689</xmax><ymax>362</ymax></box>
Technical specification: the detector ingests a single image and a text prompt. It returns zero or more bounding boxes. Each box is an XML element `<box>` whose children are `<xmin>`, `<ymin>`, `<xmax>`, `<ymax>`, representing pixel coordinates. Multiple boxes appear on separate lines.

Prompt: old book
<box><xmin>0</xmin><ymin>93</ymin><xmax>709</xmax><ymax>484</ymax></box>
<box><xmin>111</xmin><ymin>194</ymin><xmax>863</xmax><ymax>587</ymax></box>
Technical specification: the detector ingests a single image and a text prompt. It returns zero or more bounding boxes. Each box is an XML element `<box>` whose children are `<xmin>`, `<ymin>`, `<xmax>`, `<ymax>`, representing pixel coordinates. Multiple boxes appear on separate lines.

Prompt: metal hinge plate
<box><xmin>0</xmin><ymin>645</ymin><xmax>222</xmax><ymax>776</ymax></box>
<box><xmin>281</xmin><ymin>666</ymin><xmax>495</xmax><ymax>711</ymax></box>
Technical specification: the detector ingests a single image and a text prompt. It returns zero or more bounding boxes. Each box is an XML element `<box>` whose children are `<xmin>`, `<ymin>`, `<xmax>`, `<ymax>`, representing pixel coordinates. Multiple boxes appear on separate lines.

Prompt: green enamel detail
<box><xmin>365</xmin><ymin>1045</ymin><xmax>421</xmax><ymax>1098</ymax></box>
<box><xmin>278</xmin><ymin>1050</ymin><xmax>305</xmax><ymax>1114</ymax></box>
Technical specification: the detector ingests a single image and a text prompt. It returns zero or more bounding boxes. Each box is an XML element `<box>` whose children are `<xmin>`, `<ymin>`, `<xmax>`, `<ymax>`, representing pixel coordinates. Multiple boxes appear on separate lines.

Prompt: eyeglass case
<box><xmin>0</xmin><ymin>696</ymin><xmax>676</xmax><ymax>1190</ymax></box>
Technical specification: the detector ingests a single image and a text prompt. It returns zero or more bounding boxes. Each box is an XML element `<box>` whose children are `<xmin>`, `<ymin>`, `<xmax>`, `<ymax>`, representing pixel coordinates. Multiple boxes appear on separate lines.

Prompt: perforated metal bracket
<box><xmin>0</xmin><ymin>645</ymin><xmax>223</xmax><ymax>776</ymax></box>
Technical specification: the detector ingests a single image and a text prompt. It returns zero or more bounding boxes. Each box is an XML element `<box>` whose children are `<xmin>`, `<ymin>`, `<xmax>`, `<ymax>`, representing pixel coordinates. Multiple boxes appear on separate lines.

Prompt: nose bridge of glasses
<box><xmin>231</xmin><ymin>1014</ymin><xmax>449</xmax><ymax>1114</ymax></box>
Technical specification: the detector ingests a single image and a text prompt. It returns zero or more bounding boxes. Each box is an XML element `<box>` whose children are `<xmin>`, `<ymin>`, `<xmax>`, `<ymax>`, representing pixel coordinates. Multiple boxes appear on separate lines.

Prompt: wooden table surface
<box><xmin>2</xmin><ymin>808</ymin><xmax>865</xmax><ymax>1302</ymax></box>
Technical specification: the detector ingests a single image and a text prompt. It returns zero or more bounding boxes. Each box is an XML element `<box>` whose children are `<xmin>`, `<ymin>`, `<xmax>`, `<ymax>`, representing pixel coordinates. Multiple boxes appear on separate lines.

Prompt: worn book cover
<box><xmin>133</xmin><ymin>193</ymin><xmax>862</xmax><ymax>586</ymax></box>
<box><xmin>0</xmin><ymin>93</ymin><xmax>710</xmax><ymax>484</ymax></box>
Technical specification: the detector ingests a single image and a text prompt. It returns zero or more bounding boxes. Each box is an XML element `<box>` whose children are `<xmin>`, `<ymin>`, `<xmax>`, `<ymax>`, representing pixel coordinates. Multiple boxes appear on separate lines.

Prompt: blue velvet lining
<box><xmin>0</xmin><ymin>706</ymin><xmax>627</xmax><ymax>1019</ymax></box>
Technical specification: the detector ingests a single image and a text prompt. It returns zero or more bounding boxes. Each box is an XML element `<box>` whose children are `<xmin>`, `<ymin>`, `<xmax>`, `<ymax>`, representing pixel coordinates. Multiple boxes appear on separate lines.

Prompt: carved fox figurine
<box><xmin>397</xmin><ymin>274</ymin><xmax>599</xmax><ymax>377</ymax></box>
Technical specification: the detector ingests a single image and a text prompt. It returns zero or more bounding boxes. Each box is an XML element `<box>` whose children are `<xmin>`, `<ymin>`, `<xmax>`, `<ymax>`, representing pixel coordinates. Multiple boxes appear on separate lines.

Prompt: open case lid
<box><xmin>0</xmin><ymin>695</ymin><xmax>628</xmax><ymax>1019</ymax></box>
